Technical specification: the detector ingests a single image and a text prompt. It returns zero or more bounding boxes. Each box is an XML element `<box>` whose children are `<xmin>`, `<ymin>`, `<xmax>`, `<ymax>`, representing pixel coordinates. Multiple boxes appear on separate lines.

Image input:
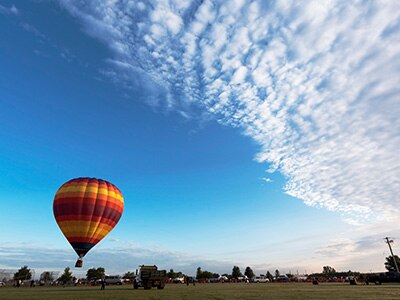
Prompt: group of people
<box><xmin>185</xmin><ymin>276</ymin><xmax>196</xmax><ymax>286</ymax></box>
<box><xmin>13</xmin><ymin>279</ymin><xmax>35</xmax><ymax>288</ymax></box>
<box><xmin>14</xmin><ymin>280</ymin><xmax>22</xmax><ymax>288</ymax></box>
<box><xmin>100</xmin><ymin>278</ymin><xmax>106</xmax><ymax>290</ymax></box>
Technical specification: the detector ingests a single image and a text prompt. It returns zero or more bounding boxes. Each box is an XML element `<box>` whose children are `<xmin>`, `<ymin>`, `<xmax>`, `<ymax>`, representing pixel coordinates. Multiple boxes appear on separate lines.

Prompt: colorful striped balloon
<box><xmin>53</xmin><ymin>177</ymin><xmax>124</xmax><ymax>267</ymax></box>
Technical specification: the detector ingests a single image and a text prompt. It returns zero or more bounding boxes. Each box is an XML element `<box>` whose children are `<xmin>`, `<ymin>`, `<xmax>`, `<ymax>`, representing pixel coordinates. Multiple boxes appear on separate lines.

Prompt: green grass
<box><xmin>1</xmin><ymin>283</ymin><xmax>400</xmax><ymax>300</ymax></box>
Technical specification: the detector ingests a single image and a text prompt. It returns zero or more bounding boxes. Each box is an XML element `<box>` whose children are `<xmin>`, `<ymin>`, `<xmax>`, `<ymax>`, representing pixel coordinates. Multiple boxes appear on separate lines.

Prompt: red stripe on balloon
<box><xmin>53</xmin><ymin>198</ymin><xmax>124</xmax><ymax>212</ymax></box>
<box><xmin>53</xmin><ymin>196</ymin><xmax>124</xmax><ymax>210</ymax></box>
<box><xmin>55</xmin><ymin>215</ymin><xmax>118</xmax><ymax>227</ymax></box>
<box><xmin>53</xmin><ymin>203</ymin><xmax>123</xmax><ymax>222</ymax></box>
<box><xmin>65</xmin><ymin>236</ymin><xmax>102</xmax><ymax>244</ymax></box>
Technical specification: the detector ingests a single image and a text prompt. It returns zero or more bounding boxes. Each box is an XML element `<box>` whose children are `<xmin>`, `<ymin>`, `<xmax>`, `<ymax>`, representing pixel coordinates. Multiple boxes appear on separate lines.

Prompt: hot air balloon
<box><xmin>53</xmin><ymin>177</ymin><xmax>124</xmax><ymax>267</ymax></box>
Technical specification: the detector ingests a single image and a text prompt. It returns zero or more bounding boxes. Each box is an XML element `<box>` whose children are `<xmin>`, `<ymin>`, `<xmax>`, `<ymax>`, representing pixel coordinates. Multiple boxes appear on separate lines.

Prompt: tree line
<box><xmin>10</xmin><ymin>255</ymin><xmax>400</xmax><ymax>283</ymax></box>
<box><xmin>195</xmin><ymin>265</ymin><xmax>277</xmax><ymax>281</ymax></box>
<box><xmin>10</xmin><ymin>265</ymin><xmax>277</xmax><ymax>283</ymax></box>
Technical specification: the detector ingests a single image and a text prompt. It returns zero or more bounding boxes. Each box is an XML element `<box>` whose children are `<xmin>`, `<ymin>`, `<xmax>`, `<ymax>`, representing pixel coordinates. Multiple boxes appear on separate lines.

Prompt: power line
<box><xmin>384</xmin><ymin>237</ymin><xmax>399</xmax><ymax>273</ymax></box>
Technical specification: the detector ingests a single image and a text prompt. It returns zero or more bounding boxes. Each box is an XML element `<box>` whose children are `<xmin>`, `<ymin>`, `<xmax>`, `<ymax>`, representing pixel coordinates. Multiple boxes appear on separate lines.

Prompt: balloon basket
<box><xmin>75</xmin><ymin>258</ymin><xmax>83</xmax><ymax>268</ymax></box>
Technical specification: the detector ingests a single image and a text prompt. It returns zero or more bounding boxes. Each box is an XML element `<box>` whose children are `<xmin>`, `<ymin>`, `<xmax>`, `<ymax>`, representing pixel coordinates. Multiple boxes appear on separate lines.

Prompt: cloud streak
<box><xmin>0</xmin><ymin>241</ymin><xmax>238</xmax><ymax>277</ymax></box>
<box><xmin>59</xmin><ymin>0</ymin><xmax>400</xmax><ymax>224</ymax></box>
<box><xmin>0</xmin><ymin>4</ymin><xmax>18</xmax><ymax>15</ymax></box>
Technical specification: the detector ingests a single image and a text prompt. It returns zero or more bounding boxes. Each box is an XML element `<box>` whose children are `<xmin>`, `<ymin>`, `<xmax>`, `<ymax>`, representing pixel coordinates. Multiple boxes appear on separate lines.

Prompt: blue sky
<box><xmin>0</xmin><ymin>0</ymin><xmax>399</xmax><ymax>277</ymax></box>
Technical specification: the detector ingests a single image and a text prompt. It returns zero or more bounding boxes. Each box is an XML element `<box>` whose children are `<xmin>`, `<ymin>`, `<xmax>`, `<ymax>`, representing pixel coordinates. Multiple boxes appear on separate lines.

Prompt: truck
<box><xmin>133</xmin><ymin>265</ymin><xmax>167</xmax><ymax>289</ymax></box>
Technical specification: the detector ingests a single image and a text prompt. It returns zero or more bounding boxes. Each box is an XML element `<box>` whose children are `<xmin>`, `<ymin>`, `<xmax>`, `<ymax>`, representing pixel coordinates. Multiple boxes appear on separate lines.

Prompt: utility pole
<box><xmin>385</xmin><ymin>237</ymin><xmax>400</xmax><ymax>273</ymax></box>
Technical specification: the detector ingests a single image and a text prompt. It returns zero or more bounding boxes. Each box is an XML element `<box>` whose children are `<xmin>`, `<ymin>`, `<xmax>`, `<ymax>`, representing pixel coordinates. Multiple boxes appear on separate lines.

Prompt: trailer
<box><xmin>368</xmin><ymin>272</ymin><xmax>400</xmax><ymax>285</ymax></box>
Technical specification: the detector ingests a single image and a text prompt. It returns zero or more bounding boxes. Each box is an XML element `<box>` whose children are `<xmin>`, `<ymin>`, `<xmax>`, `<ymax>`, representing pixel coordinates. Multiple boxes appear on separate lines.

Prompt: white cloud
<box><xmin>260</xmin><ymin>177</ymin><xmax>273</xmax><ymax>183</ymax></box>
<box><xmin>58</xmin><ymin>0</ymin><xmax>400</xmax><ymax>228</ymax></box>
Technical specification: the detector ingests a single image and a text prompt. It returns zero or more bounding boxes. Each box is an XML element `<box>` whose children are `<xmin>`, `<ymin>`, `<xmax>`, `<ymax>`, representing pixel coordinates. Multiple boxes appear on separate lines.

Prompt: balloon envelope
<box><xmin>53</xmin><ymin>177</ymin><xmax>124</xmax><ymax>261</ymax></box>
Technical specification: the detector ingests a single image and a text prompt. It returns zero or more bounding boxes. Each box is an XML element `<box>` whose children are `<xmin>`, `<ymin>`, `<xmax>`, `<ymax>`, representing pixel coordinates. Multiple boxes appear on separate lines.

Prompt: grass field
<box><xmin>1</xmin><ymin>283</ymin><xmax>400</xmax><ymax>300</ymax></box>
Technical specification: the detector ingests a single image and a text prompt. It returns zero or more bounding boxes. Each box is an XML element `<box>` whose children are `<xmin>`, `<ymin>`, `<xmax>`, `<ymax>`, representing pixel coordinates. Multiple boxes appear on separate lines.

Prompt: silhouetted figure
<box><xmin>101</xmin><ymin>279</ymin><xmax>106</xmax><ymax>290</ymax></box>
<box><xmin>349</xmin><ymin>278</ymin><xmax>357</xmax><ymax>285</ymax></box>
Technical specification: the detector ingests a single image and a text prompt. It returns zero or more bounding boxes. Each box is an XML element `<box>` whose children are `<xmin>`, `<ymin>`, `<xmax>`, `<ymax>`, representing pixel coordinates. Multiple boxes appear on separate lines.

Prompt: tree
<box><xmin>244</xmin><ymin>266</ymin><xmax>255</xmax><ymax>279</ymax></box>
<box><xmin>196</xmin><ymin>267</ymin><xmax>202</xmax><ymax>280</ymax></box>
<box><xmin>40</xmin><ymin>272</ymin><xmax>54</xmax><ymax>283</ymax></box>
<box><xmin>58</xmin><ymin>267</ymin><xmax>73</xmax><ymax>283</ymax></box>
<box><xmin>322</xmin><ymin>266</ymin><xmax>336</xmax><ymax>274</ymax></box>
<box><xmin>14</xmin><ymin>266</ymin><xmax>32</xmax><ymax>280</ymax></box>
<box><xmin>167</xmin><ymin>269</ymin><xmax>177</xmax><ymax>279</ymax></box>
<box><xmin>275</xmin><ymin>269</ymin><xmax>280</xmax><ymax>278</ymax></box>
<box><xmin>86</xmin><ymin>267</ymin><xmax>105</xmax><ymax>281</ymax></box>
<box><xmin>232</xmin><ymin>266</ymin><xmax>242</xmax><ymax>279</ymax></box>
<box><xmin>202</xmin><ymin>271</ymin><xmax>214</xmax><ymax>279</ymax></box>
<box><xmin>385</xmin><ymin>255</ymin><xmax>400</xmax><ymax>272</ymax></box>
<box><xmin>195</xmin><ymin>267</ymin><xmax>216</xmax><ymax>280</ymax></box>
<box><xmin>122</xmin><ymin>272</ymin><xmax>135</xmax><ymax>280</ymax></box>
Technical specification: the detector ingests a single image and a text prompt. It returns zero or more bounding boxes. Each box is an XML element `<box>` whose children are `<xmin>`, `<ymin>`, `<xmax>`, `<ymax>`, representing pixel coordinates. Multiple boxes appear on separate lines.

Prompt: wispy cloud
<box><xmin>260</xmin><ymin>177</ymin><xmax>273</xmax><ymax>183</ymax></box>
<box><xmin>0</xmin><ymin>241</ymin><xmax>237</xmax><ymax>277</ymax></box>
<box><xmin>0</xmin><ymin>4</ymin><xmax>18</xmax><ymax>15</ymax></box>
<box><xmin>20</xmin><ymin>23</ymin><xmax>46</xmax><ymax>39</ymax></box>
<box><xmin>312</xmin><ymin>234</ymin><xmax>395</xmax><ymax>272</ymax></box>
<box><xmin>58</xmin><ymin>0</ymin><xmax>400</xmax><ymax>225</ymax></box>
<box><xmin>19</xmin><ymin>21</ymin><xmax>85</xmax><ymax>66</ymax></box>
<box><xmin>7</xmin><ymin>236</ymin><xmax>384</xmax><ymax>277</ymax></box>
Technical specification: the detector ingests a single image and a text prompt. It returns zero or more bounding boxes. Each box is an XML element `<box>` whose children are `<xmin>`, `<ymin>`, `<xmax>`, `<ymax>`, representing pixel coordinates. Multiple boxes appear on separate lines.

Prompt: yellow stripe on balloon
<box><xmin>60</xmin><ymin>227</ymin><xmax>109</xmax><ymax>240</ymax></box>
<box><xmin>56</xmin><ymin>186</ymin><xmax>124</xmax><ymax>203</ymax></box>
<box><xmin>107</xmin><ymin>190</ymin><xmax>123</xmax><ymax>202</ymax></box>
<box><xmin>58</xmin><ymin>221</ymin><xmax>113</xmax><ymax>236</ymax></box>
<box><xmin>58</xmin><ymin>185</ymin><xmax>88</xmax><ymax>194</ymax></box>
